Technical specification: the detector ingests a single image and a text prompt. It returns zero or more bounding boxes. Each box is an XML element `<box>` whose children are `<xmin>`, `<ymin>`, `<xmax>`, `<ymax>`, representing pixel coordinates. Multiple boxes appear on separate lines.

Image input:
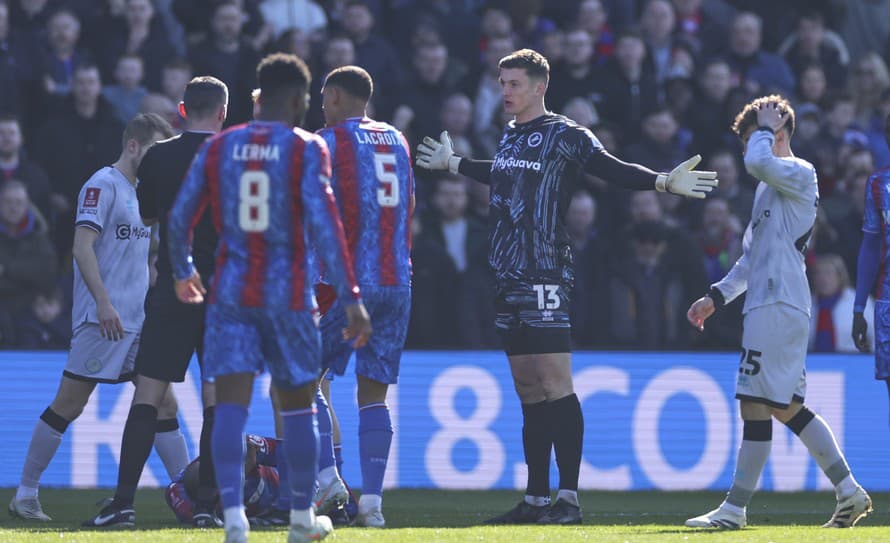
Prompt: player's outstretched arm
<box><xmin>416</xmin><ymin>131</ymin><xmax>493</xmax><ymax>184</ymax></box>
<box><xmin>583</xmin><ymin>149</ymin><xmax>718</xmax><ymax>198</ymax></box>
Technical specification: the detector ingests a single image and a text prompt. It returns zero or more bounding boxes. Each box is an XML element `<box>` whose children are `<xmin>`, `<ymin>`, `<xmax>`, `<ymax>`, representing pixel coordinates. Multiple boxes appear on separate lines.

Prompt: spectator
<box><xmin>688</xmin><ymin>58</ymin><xmax>736</xmax><ymax>157</ymax></box>
<box><xmin>562</xmin><ymin>97</ymin><xmax>599</xmax><ymax>129</ymax></box>
<box><xmin>593</xmin><ymin>27</ymin><xmax>659</xmax><ymax>142</ymax></box>
<box><xmin>468</xmin><ymin>34</ymin><xmax>514</xmax><ymax>146</ymax></box>
<box><xmin>822</xmin><ymin>169</ymin><xmax>870</xmax><ymax>279</ymax></box>
<box><xmin>694</xmin><ymin>196</ymin><xmax>743</xmax><ymax>349</ymax></box>
<box><xmin>259</xmin><ymin>0</ymin><xmax>326</xmax><ymax>39</ymax></box>
<box><xmin>607</xmin><ymin>220</ymin><xmax>692</xmax><ymax>349</ymax></box>
<box><xmin>139</xmin><ymin>92</ymin><xmax>179</xmax><ymax>130</ymax></box>
<box><xmin>576</xmin><ymin>0</ymin><xmax>614</xmax><ymax>64</ymax></box>
<box><xmin>92</xmin><ymin>0</ymin><xmax>178</xmax><ymax>92</ymax></box>
<box><xmin>537</xmin><ymin>25</ymin><xmax>564</xmax><ymax>66</ymax></box>
<box><xmin>0</xmin><ymin>114</ymin><xmax>51</xmax><ymax>220</ymax></box>
<box><xmin>389</xmin><ymin>1</ymin><xmax>481</xmax><ymax>71</ymax></box>
<box><xmin>439</xmin><ymin>93</ymin><xmax>476</xmax><ymax>157</ymax></box>
<box><xmin>778</xmin><ymin>9</ymin><xmax>849</xmax><ymax>90</ymax></box>
<box><xmin>396</xmin><ymin>42</ymin><xmax>463</xmax><ymax>143</ymax></box>
<box><xmin>810</xmin><ymin>254</ymin><xmax>873</xmax><ymax>353</ymax></box>
<box><xmin>189</xmin><ymin>0</ymin><xmax>259</xmax><ymax>125</ymax></box>
<box><xmin>0</xmin><ymin>0</ymin><xmax>40</xmax><ymax>118</ymax></box>
<box><xmin>725</xmin><ymin>11</ymin><xmax>795</xmax><ymax>96</ymax></box>
<box><xmin>623</xmin><ymin>108</ymin><xmax>688</xmax><ymax>172</ymax></box>
<box><xmin>547</xmin><ymin>26</ymin><xmax>598</xmax><ymax>114</ymax></box>
<box><xmin>640</xmin><ymin>0</ymin><xmax>680</xmax><ymax>85</ymax></box>
<box><xmin>342</xmin><ymin>0</ymin><xmax>402</xmax><ymax>119</ymax></box>
<box><xmin>305</xmin><ymin>33</ymin><xmax>354</xmax><ymax>131</ymax></box>
<box><xmin>707</xmin><ymin>147</ymin><xmax>753</xmax><ymax>222</ymax></box>
<box><xmin>672</xmin><ymin>0</ymin><xmax>735</xmax><ymax>54</ymax></box>
<box><xmin>865</xmin><ymin>89</ymin><xmax>890</xmax><ymax>169</ymax></box>
<box><xmin>103</xmin><ymin>53</ymin><xmax>148</xmax><ymax>122</ymax></box>
<box><xmin>792</xmin><ymin>101</ymin><xmax>822</xmax><ymax>165</ymax></box>
<box><xmin>566</xmin><ymin>189</ymin><xmax>610</xmax><ymax>347</ymax></box>
<box><xmin>160</xmin><ymin>58</ymin><xmax>190</xmax><ymax>104</ymax></box>
<box><xmin>0</xmin><ymin>180</ymin><xmax>57</xmax><ymax>316</ymax></box>
<box><xmin>40</xmin><ymin>9</ymin><xmax>89</xmax><ymax>100</ymax></box>
<box><xmin>30</xmin><ymin>62</ymin><xmax>123</xmax><ymax>253</ymax></box>
<box><xmin>15</xmin><ymin>287</ymin><xmax>70</xmax><ymax>349</ymax></box>
<box><xmin>9</xmin><ymin>0</ymin><xmax>53</xmax><ymax>47</ymax></box>
<box><xmin>796</xmin><ymin>61</ymin><xmax>828</xmax><ymax>107</ymax></box>
<box><xmin>268</xmin><ymin>27</ymin><xmax>310</xmax><ymax>60</ymax></box>
<box><xmin>848</xmin><ymin>52</ymin><xmax>890</xmax><ymax>128</ymax></box>
<box><xmin>815</xmin><ymin>91</ymin><xmax>857</xmax><ymax>166</ymax></box>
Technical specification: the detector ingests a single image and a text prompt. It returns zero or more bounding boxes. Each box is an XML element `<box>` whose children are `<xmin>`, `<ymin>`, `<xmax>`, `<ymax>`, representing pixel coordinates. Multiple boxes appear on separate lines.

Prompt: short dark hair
<box><xmin>256</xmin><ymin>53</ymin><xmax>311</xmax><ymax>100</ymax></box>
<box><xmin>183</xmin><ymin>76</ymin><xmax>228</xmax><ymax>118</ymax></box>
<box><xmin>73</xmin><ymin>60</ymin><xmax>100</xmax><ymax>75</ymax></box>
<box><xmin>122</xmin><ymin>113</ymin><xmax>174</xmax><ymax>147</ymax></box>
<box><xmin>323</xmin><ymin>65</ymin><xmax>373</xmax><ymax>101</ymax></box>
<box><xmin>732</xmin><ymin>94</ymin><xmax>796</xmax><ymax>139</ymax></box>
<box><xmin>498</xmin><ymin>48</ymin><xmax>549</xmax><ymax>81</ymax></box>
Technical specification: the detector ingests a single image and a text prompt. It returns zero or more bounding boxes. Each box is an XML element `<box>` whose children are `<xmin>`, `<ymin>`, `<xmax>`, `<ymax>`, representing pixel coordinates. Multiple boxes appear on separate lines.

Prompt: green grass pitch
<box><xmin>2</xmin><ymin>488</ymin><xmax>889</xmax><ymax>542</ymax></box>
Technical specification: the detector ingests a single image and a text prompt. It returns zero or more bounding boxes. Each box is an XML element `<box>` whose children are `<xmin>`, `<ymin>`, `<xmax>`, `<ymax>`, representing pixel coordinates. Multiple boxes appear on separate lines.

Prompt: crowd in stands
<box><xmin>0</xmin><ymin>0</ymin><xmax>886</xmax><ymax>352</ymax></box>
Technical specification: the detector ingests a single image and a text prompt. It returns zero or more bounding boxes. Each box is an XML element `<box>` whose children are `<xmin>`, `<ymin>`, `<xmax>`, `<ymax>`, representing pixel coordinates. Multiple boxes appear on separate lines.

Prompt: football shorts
<box><xmin>736</xmin><ymin>303</ymin><xmax>808</xmax><ymax>409</ymax></box>
<box><xmin>135</xmin><ymin>281</ymin><xmax>206</xmax><ymax>383</ymax></box>
<box><xmin>495</xmin><ymin>282</ymin><xmax>572</xmax><ymax>356</ymax></box>
<box><xmin>63</xmin><ymin>322</ymin><xmax>140</xmax><ymax>383</ymax></box>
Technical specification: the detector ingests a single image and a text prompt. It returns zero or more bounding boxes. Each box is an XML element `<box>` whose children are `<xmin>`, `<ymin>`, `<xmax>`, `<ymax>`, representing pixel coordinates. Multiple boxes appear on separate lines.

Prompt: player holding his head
<box><xmin>416</xmin><ymin>48</ymin><xmax>717</xmax><ymax>525</ymax></box>
<box><xmin>167</xmin><ymin>53</ymin><xmax>371</xmax><ymax>543</ymax></box>
<box><xmin>852</xmin><ymin>115</ymin><xmax>890</xmax><ymax>431</ymax></box>
<box><xmin>313</xmin><ymin>65</ymin><xmax>413</xmax><ymax>528</ymax></box>
<box><xmin>10</xmin><ymin>114</ymin><xmax>179</xmax><ymax>522</ymax></box>
<box><xmin>686</xmin><ymin>95</ymin><xmax>872</xmax><ymax>529</ymax></box>
<box><xmin>83</xmin><ymin>76</ymin><xmax>229</xmax><ymax>529</ymax></box>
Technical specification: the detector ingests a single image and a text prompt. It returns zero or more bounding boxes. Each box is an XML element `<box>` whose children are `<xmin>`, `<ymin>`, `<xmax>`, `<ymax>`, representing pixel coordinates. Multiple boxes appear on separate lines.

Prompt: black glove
<box><xmin>852</xmin><ymin>312</ymin><xmax>869</xmax><ymax>353</ymax></box>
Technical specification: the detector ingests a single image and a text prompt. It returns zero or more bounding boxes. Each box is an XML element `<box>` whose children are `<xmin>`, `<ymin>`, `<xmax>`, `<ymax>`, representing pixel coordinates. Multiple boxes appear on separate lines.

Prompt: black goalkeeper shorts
<box><xmin>495</xmin><ymin>283</ymin><xmax>572</xmax><ymax>356</ymax></box>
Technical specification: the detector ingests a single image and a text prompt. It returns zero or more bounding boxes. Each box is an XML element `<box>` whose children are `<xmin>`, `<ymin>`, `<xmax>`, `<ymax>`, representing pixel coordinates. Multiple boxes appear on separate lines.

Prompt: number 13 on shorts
<box><xmin>533</xmin><ymin>284</ymin><xmax>560</xmax><ymax>310</ymax></box>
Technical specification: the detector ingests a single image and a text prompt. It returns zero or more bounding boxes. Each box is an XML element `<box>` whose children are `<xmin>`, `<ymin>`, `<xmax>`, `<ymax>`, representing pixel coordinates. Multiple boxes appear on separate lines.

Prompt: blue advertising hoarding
<box><xmin>0</xmin><ymin>350</ymin><xmax>886</xmax><ymax>491</ymax></box>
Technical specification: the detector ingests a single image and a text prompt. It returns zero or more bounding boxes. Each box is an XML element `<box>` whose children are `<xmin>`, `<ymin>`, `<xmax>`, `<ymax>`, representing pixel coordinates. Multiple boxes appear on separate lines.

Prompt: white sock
<box><xmin>223</xmin><ymin>506</ymin><xmax>248</xmax><ymax>531</ymax></box>
<box><xmin>15</xmin><ymin>486</ymin><xmax>38</xmax><ymax>501</ymax></box>
<box><xmin>524</xmin><ymin>494</ymin><xmax>550</xmax><ymax>507</ymax></box>
<box><xmin>154</xmin><ymin>428</ymin><xmax>190</xmax><ymax>480</ymax></box>
<box><xmin>720</xmin><ymin>501</ymin><xmax>746</xmax><ymax>516</ymax></box>
<box><xmin>359</xmin><ymin>493</ymin><xmax>383</xmax><ymax>514</ymax></box>
<box><xmin>21</xmin><ymin>419</ymin><xmax>64</xmax><ymax>490</ymax></box>
<box><xmin>290</xmin><ymin>507</ymin><xmax>315</xmax><ymax>528</ymax></box>
<box><xmin>556</xmin><ymin>489</ymin><xmax>578</xmax><ymax>506</ymax></box>
<box><xmin>836</xmin><ymin>474</ymin><xmax>860</xmax><ymax>500</ymax></box>
<box><xmin>316</xmin><ymin>466</ymin><xmax>339</xmax><ymax>488</ymax></box>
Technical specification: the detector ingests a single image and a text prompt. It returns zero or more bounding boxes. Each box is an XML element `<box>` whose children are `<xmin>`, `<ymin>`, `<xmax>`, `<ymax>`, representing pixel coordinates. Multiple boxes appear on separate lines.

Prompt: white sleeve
<box><xmin>75</xmin><ymin>177</ymin><xmax>113</xmax><ymax>234</ymax></box>
<box><xmin>713</xmin><ymin>222</ymin><xmax>752</xmax><ymax>304</ymax></box>
<box><xmin>743</xmin><ymin>129</ymin><xmax>814</xmax><ymax>198</ymax></box>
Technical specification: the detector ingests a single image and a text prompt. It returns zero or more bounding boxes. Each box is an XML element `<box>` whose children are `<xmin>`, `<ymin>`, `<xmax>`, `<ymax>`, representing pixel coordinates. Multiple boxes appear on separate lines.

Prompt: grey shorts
<box><xmin>736</xmin><ymin>304</ymin><xmax>808</xmax><ymax>409</ymax></box>
<box><xmin>63</xmin><ymin>322</ymin><xmax>140</xmax><ymax>383</ymax></box>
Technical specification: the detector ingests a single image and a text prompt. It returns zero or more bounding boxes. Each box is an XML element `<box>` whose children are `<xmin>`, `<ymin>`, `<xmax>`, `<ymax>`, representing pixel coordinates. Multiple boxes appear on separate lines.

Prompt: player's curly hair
<box><xmin>498</xmin><ymin>49</ymin><xmax>550</xmax><ymax>82</ymax></box>
<box><xmin>732</xmin><ymin>94</ymin><xmax>796</xmax><ymax>139</ymax></box>
<box><xmin>256</xmin><ymin>53</ymin><xmax>311</xmax><ymax>99</ymax></box>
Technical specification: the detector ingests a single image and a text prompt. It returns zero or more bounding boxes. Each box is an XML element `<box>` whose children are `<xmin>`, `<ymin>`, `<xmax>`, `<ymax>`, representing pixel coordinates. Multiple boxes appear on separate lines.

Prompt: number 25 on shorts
<box><xmin>739</xmin><ymin>349</ymin><xmax>762</xmax><ymax>376</ymax></box>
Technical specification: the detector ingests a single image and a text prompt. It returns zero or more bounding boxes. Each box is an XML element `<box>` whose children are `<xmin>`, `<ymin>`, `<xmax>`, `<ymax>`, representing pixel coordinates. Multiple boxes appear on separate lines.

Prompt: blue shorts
<box><xmin>875</xmin><ymin>302</ymin><xmax>890</xmax><ymax>380</ymax></box>
<box><xmin>203</xmin><ymin>303</ymin><xmax>321</xmax><ymax>388</ymax></box>
<box><xmin>321</xmin><ymin>286</ymin><xmax>410</xmax><ymax>384</ymax></box>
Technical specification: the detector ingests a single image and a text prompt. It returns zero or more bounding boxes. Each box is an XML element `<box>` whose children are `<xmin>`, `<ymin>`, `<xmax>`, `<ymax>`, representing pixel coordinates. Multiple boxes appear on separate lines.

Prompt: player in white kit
<box><xmin>9</xmin><ymin>114</ymin><xmax>184</xmax><ymax>522</ymax></box>
<box><xmin>684</xmin><ymin>96</ymin><xmax>872</xmax><ymax>530</ymax></box>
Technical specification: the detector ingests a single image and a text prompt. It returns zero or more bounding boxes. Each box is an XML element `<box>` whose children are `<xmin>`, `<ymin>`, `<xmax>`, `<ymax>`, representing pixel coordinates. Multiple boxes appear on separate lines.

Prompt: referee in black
<box><xmin>417</xmin><ymin>49</ymin><xmax>718</xmax><ymax>525</ymax></box>
<box><xmin>83</xmin><ymin>77</ymin><xmax>229</xmax><ymax>529</ymax></box>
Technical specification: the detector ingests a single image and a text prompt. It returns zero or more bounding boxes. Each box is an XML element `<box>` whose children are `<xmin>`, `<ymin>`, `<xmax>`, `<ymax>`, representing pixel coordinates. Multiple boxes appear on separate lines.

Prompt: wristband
<box><xmin>705</xmin><ymin>287</ymin><xmax>725</xmax><ymax>309</ymax></box>
<box><xmin>655</xmin><ymin>173</ymin><xmax>668</xmax><ymax>192</ymax></box>
<box><xmin>447</xmin><ymin>155</ymin><xmax>462</xmax><ymax>175</ymax></box>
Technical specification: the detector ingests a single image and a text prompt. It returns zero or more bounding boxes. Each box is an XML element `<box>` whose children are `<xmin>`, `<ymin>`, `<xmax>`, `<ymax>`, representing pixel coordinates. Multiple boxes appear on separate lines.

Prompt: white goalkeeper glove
<box><xmin>416</xmin><ymin>131</ymin><xmax>462</xmax><ymax>174</ymax></box>
<box><xmin>656</xmin><ymin>154</ymin><xmax>718</xmax><ymax>199</ymax></box>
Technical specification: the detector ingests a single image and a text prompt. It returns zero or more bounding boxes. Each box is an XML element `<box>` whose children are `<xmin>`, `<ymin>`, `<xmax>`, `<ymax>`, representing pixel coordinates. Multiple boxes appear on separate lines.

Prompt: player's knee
<box><xmin>513</xmin><ymin>379</ymin><xmax>546</xmax><ymax>403</ymax></box>
<box><xmin>49</xmin><ymin>397</ymin><xmax>86</xmax><ymax>421</ymax></box>
<box><xmin>158</xmin><ymin>392</ymin><xmax>179</xmax><ymax>420</ymax></box>
<box><xmin>771</xmin><ymin>402</ymin><xmax>804</xmax><ymax>424</ymax></box>
<box><xmin>356</xmin><ymin>375</ymin><xmax>388</xmax><ymax>406</ymax></box>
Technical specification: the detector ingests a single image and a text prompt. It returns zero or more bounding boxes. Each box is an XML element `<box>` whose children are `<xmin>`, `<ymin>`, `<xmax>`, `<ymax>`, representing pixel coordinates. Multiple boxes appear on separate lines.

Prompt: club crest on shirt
<box><xmin>528</xmin><ymin>132</ymin><xmax>543</xmax><ymax>147</ymax></box>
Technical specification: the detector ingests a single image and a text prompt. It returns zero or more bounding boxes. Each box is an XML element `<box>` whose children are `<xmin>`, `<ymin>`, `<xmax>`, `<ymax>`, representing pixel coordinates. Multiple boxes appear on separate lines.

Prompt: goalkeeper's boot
<box><xmin>249</xmin><ymin>507</ymin><xmax>289</xmax><ymax>527</ymax></box>
<box><xmin>685</xmin><ymin>505</ymin><xmax>746</xmax><ymax>529</ymax></box>
<box><xmin>484</xmin><ymin>500</ymin><xmax>551</xmax><ymax>525</ymax></box>
<box><xmin>537</xmin><ymin>498</ymin><xmax>582</xmax><ymax>525</ymax></box>
<box><xmin>192</xmin><ymin>502</ymin><xmax>223</xmax><ymax>528</ymax></box>
<box><xmin>823</xmin><ymin>487</ymin><xmax>873</xmax><ymax>528</ymax></box>
<box><xmin>288</xmin><ymin>514</ymin><xmax>333</xmax><ymax>543</ymax></box>
<box><xmin>313</xmin><ymin>476</ymin><xmax>348</xmax><ymax>516</ymax></box>
<box><xmin>8</xmin><ymin>496</ymin><xmax>51</xmax><ymax>521</ymax></box>
<box><xmin>82</xmin><ymin>498</ymin><xmax>135</xmax><ymax>529</ymax></box>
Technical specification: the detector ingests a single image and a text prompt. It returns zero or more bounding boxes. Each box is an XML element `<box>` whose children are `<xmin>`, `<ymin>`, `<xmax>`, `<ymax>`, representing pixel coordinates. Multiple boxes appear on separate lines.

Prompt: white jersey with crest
<box><xmin>73</xmin><ymin>166</ymin><xmax>152</xmax><ymax>332</ymax></box>
<box><xmin>713</xmin><ymin>129</ymin><xmax>819</xmax><ymax>317</ymax></box>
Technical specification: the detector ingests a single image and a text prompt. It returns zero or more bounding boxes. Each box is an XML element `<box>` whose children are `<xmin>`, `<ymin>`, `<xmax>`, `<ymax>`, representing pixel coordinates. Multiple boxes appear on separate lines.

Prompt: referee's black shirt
<box><xmin>137</xmin><ymin>131</ymin><xmax>217</xmax><ymax>292</ymax></box>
